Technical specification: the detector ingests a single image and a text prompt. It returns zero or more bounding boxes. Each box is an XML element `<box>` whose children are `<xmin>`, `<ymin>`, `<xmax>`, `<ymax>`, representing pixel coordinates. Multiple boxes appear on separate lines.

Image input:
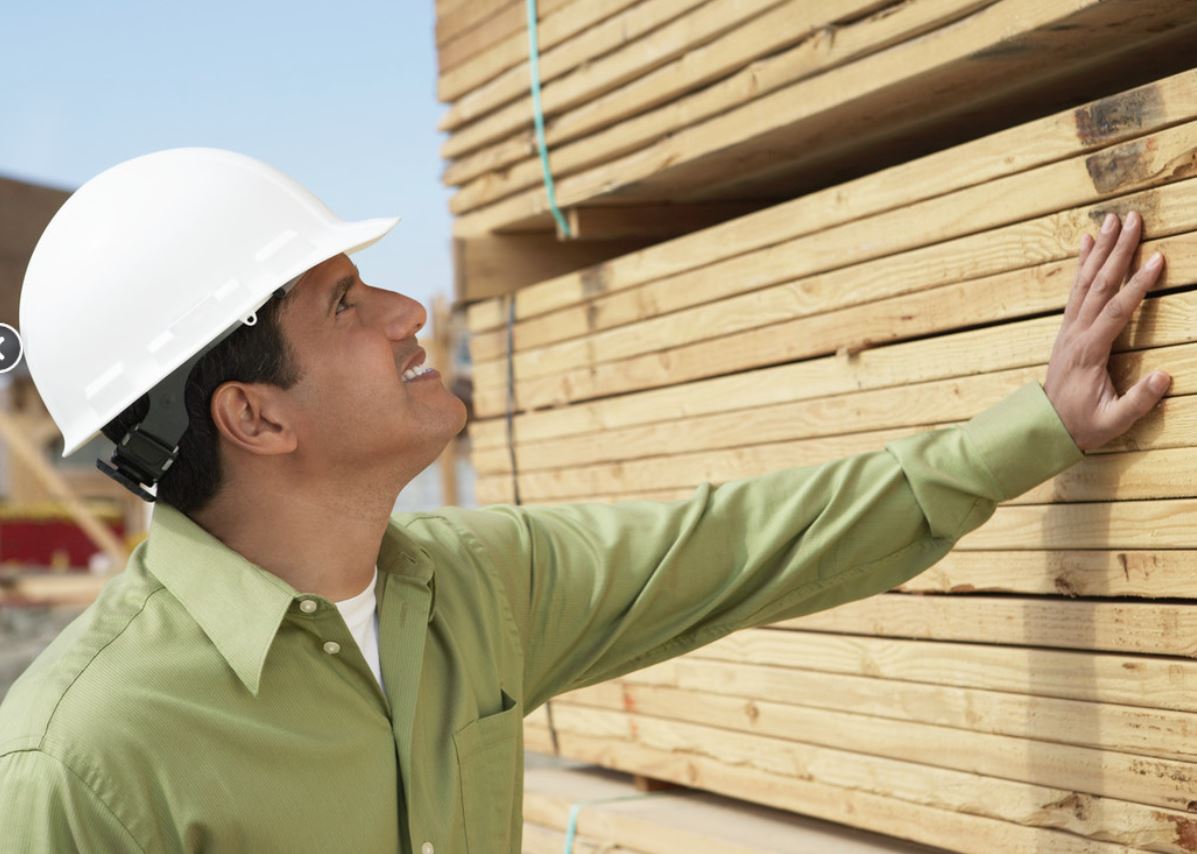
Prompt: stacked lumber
<box><xmin>439</xmin><ymin>0</ymin><xmax>1197</xmax><ymax>304</ymax></box>
<box><xmin>521</xmin><ymin>764</ymin><xmax>943</xmax><ymax>852</ymax></box>
<box><xmin>434</xmin><ymin>3</ymin><xmax>1197</xmax><ymax>852</ymax></box>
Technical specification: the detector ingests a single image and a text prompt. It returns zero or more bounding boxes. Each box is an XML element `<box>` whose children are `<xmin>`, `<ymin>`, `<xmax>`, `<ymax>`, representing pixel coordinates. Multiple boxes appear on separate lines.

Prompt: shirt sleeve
<box><xmin>455</xmin><ymin>379</ymin><xmax>1084</xmax><ymax>713</ymax></box>
<box><xmin>0</xmin><ymin>750</ymin><xmax>144</xmax><ymax>853</ymax></box>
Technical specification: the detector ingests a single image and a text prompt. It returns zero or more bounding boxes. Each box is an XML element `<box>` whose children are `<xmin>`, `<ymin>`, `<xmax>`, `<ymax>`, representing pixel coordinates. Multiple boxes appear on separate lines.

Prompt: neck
<box><xmin>189</xmin><ymin>478</ymin><xmax>402</xmax><ymax>602</ymax></box>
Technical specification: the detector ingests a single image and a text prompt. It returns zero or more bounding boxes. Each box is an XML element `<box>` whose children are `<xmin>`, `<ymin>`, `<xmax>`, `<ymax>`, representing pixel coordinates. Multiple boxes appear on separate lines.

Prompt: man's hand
<box><xmin>1042</xmin><ymin>211</ymin><xmax>1169</xmax><ymax>453</ymax></box>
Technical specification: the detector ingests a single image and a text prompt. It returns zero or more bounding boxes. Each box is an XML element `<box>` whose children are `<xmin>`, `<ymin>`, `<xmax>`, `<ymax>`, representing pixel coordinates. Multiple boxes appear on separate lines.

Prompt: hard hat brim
<box><xmin>339</xmin><ymin>215</ymin><xmax>402</xmax><ymax>256</ymax></box>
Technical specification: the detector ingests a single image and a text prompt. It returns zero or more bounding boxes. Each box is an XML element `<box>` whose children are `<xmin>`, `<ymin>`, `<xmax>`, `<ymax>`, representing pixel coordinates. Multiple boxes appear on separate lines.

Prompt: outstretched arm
<box><xmin>448</xmin><ymin>212</ymin><xmax>1166</xmax><ymax>714</ymax></box>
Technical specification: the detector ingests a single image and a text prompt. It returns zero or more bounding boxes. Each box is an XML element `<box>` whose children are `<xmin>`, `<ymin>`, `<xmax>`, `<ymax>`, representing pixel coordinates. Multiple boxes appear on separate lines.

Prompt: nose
<box><xmin>377</xmin><ymin>288</ymin><xmax>425</xmax><ymax>340</ymax></box>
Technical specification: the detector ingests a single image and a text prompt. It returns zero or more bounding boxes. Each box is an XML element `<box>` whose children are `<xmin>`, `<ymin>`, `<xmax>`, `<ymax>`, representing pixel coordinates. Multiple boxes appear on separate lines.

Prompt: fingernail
<box><xmin>1150</xmin><ymin>372</ymin><xmax>1170</xmax><ymax>393</ymax></box>
<box><xmin>1103</xmin><ymin>213</ymin><xmax>1118</xmax><ymax>232</ymax></box>
<box><xmin>1148</xmin><ymin>251</ymin><xmax>1163</xmax><ymax>269</ymax></box>
<box><xmin>1126</xmin><ymin>211</ymin><xmax>1139</xmax><ymax>229</ymax></box>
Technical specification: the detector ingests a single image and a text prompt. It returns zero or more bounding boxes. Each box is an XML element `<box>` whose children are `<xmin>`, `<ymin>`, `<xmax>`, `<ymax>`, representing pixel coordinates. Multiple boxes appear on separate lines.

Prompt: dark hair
<box><xmin>100</xmin><ymin>290</ymin><xmax>302</xmax><ymax>515</ymax></box>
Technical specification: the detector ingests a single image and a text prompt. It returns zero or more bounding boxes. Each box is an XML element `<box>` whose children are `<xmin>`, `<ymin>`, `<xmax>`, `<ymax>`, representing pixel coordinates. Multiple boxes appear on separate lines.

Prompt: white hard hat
<box><xmin>19</xmin><ymin>146</ymin><xmax>400</xmax><ymax>499</ymax></box>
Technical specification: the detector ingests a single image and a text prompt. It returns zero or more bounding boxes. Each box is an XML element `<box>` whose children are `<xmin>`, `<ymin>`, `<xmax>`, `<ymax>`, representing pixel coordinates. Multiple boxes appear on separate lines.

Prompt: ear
<box><xmin>209</xmin><ymin>381</ymin><xmax>298</xmax><ymax>456</ymax></box>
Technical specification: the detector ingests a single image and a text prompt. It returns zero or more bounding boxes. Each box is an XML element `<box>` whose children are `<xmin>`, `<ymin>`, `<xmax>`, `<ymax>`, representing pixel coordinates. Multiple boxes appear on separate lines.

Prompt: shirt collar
<box><xmin>144</xmin><ymin>501</ymin><xmax>433</xmax><ymax>697</ymax></box>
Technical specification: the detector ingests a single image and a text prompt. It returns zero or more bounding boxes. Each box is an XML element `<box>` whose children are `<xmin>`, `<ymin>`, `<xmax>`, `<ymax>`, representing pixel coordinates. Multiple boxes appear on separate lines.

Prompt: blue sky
<box><xmin>2</xmin><ymin>1</ymin><xmax>453</xmax><ymax>333</ymax></box>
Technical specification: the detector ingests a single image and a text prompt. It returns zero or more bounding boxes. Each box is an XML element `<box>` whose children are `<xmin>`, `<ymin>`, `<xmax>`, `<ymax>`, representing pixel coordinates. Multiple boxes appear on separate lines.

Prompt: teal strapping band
<box><xmin>562</xmin><ymin>793</ymin><xmax>656</xmax><ymax>853</ymax></box>
<box><xmin>525</xmin><ymin>0</ymin><xmax>572</xmax><ymax>238</ymax></box>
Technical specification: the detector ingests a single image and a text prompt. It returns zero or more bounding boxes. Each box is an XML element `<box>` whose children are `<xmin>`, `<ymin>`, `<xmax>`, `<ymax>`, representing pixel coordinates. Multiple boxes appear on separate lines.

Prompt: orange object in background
<box><xmin>0</xmin><ymin>501</ymin><xmax>124</xmax><ymax>572</ymax></box>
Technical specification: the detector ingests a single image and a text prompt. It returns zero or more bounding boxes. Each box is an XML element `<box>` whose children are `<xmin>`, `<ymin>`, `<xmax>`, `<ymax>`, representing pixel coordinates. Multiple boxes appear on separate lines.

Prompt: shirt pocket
<box><xmin>452</xmin><ymin>687</ymin><xmax>522</xmax><ymax>853</ymax></box>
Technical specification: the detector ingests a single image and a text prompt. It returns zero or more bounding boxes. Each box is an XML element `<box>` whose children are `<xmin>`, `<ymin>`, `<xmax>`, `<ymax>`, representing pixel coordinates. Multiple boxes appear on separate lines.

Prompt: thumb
<box><xmin>1108</xmin><ymin>371</ymin><xmax>1171</xmax><ymax>436</ymax></box>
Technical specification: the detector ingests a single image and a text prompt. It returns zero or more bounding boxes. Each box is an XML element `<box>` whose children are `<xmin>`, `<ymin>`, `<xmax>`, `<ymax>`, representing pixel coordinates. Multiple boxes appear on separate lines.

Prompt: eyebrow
<box><xmin>325</xmin><ymin>273</ymin><xmax>357</xmax><ymax>318</ymax></box>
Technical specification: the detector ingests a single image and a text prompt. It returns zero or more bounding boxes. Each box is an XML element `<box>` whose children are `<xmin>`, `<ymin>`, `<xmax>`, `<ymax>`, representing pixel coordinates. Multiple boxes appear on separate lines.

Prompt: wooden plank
<box><xmin>774</xmin><ymin>593</ymin><xmax>1197</xmax><ymax>658</ymax></box>
<box><xmin>453</xmin><ymin>233</ymin><xmax>655</xmax><ymax>304</ymax></box>
<box><xmin>546</xmin><ymin>707</ymin><xmax>1175</xmax><ymax>850</ymax></box>
<box><xmin>468</xmin><ymin>118</ymin><xmax>1197</xmax><ymax>372</ymax></box>
<box><xmin>442</xmin><ymin>0</ymin><xmax>897</xmax><ymax>175</ymax></box>
<box><xmin>465</xmin><ymin>277</ymin><xmax>1197</xmax><ymax>455</ymax></box>
<box><xmin>480</xmin><ymin>451</ymin><xmax>1197</xmax><ymax>594</ymax></box>
<box><xmin>429</xmin><ymin>296</ymin><xmax>459</xmax><ymax>507</ymax></box>
<box><xmin>434</xmin><ymin>0</ymin><xmax>474</xmax><ymax>19</ymax></box>
<box><xmin>525</xmin><ymin>723</ymin><xmax>558</xmax><ymax>755</ymax></box>
<box><xmin>897</xmin><ymin>549</ymin><xmax>1197</xmax><ymax>599</ymax></box>
<box><xmin>469</xmin><ymin>182</ymin><xmax>1197</xmax><ymax>419</ymax></box>
<box><xmin>525</xmin><ymin>704</ymin><xmax>551</xmax><ymax>729</ymax></box>
<box><xmin>561</xmin><ymin>203</ymin><xmax>761</xmax><ymax>241</ymax></box>
<box><xmin>612</xmin><ymin>655</ymin><xmax>1197</xmax><ymax>763</ymax></box>
<box><xmin>438</xmin><ymin>7</ymin><xmax>522</xmax><ymax>74</ymax></box>
<box><xmin>451</xmin><ymin>0</ymin><xmax>1197</xmax><ymax>238</ymax></box>
<box><xmin>0</xmin><ymin>572</ymin><xmax>109</xmax><ymax>606</ymax></box>
<box><xmin>694</xmin><ymin>627</ymin><xmax>1197</xmax><ymax>713</ymax></box>
<box><xmin>442</xmin><ymin>0</ymin><xmax>943</xmax><ymax>189</ymax></box>
<box><xmin>477</xmin><ymin>487</ymin><xmax>1197</xmax><ymax>552</ymax></box>
<box><xmin>437</xmin><ymin>0</ymin><xmax>703</xmax><ymax>106</ymax></box>
<box><xmin>448</xmin><ymin>0</ymin><xmax>991</xmax><ymax>210</ymax></box>
<box><xmin>471</xmin><ymin>142</ymin><xmax>1197</xmax><ymax>396</ymax></box>
<box><xmin>475</xmin><ymin>415</ymin><xmax>1197</xmax><ymax>506</ymax></box>
<box><xmin>553</xmin><ymin>682</ymin><xmax>1197</xmax><ymax>812</ymax></box>
<box><xmin>957</xmin><ymin>497</ymin><xmax>1197</xmax><ymax>551</ymax></box>
<box><xmin>463</xmin><ymin>66</ymin><xmax>1197</xmax><ymax>333</ymax></box>
<box><xmin>470</xmin><ymin>329</ymin><xmax>1197</xmax><ymax>478</ymax></box>
<box><xmin>521</xmin><ymin>821</ymin><xmax>635</xmax><ymax>854</ymax></box>
<box><xmin>524</xmin><ymin>766</ymin><xmax>941</xmax><ymax>853</ymax></box>
<box><xmin>472</xmin><ymin>183</ymin><xmax>1197</xmax><ymax>416</ymax></box>
<box><xmin>538</xmin><ymin>728</ymin><xmax>1145</xmax><ymax>854</ymax></box>
<box><xmin>436</xmin><ymin>0</ymin><xmax>514</xmax><ymax>48</ymax></box>
<box><xmin>469</xmin><ymin>306</ymin><xmax>1194</xmax><ymax>474</ymax></box>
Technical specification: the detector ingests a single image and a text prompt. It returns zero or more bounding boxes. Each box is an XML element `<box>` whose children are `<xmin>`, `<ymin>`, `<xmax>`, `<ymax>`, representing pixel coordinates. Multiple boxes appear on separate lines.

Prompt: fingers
<box><xmin>1102</xmin><ymin>369</ymin><xmax>1171</xmax><ymax>442</ymax></box>
<box><xmin>1078</xmin><ymin>232</ymin><xmax>1095</xmax><ymax>268</ymax></box>
<box><xmin>1061</xmin><ymin>232</ymin><xmax>1096</xmax><ymax>326</ymax></box>
<box><xmin>1087</xmin><ymin>250</ymin><xmax>1165</xmax><ymax>350</ymax></box>
<box><xmin>1074</xmin><ymin>212</ymin><xmax>1123</xmax><ymax>299</ymax></box>
<box><xmin>1077</xmin><ymin>211</ymin><xmax>1143</xmax><ymax>327</ymax></box>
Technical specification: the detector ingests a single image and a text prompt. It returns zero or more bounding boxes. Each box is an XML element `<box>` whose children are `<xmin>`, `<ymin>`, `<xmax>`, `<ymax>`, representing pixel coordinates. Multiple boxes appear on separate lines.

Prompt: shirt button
<box><xmin>421</xmin><ymin>843</ymin><xmax>434</xmax><ymax>854</ymax></box>
<box><xmin>299</xmin><ymin>599</ymin><xmax>318</xmax><ymax>614</ymax></box>
<box><xmin>323</xmin><ymin>641</ymin><xmax>341</xmax><ymax>655</ymax></box>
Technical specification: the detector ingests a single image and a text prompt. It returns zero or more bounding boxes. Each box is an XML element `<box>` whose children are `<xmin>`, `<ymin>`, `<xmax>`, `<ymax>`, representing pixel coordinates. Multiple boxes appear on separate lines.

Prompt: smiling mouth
<box><xmin>401</xmin><ymin>363</ymin><xmax>437</xmax><ymax>383</ymax></box>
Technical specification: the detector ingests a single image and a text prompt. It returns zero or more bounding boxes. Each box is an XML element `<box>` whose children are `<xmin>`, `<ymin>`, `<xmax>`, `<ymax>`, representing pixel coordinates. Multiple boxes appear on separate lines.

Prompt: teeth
<box><xmin>402</xmin><ymin>363</ymin><xmax>432</xmax><ymax>382</ymax></box>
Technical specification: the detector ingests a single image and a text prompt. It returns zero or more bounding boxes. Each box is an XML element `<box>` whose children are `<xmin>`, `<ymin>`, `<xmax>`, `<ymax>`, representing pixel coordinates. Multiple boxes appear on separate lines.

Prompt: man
<box><xmin>0</xmin><ymin>148</ymin><xmax>1170</xmax><ymax>853</ymax></box>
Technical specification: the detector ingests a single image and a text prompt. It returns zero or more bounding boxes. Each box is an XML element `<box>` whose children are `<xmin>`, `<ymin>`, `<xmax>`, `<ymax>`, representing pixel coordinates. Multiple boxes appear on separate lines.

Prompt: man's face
<box><xmin>275</xmin><ymin>252</ymin><xmax>468</xmax><ymax>478</ymax></box>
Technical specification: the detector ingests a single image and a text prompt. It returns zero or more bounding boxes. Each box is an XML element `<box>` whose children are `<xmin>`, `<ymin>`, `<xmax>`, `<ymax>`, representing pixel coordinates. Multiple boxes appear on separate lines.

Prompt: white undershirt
<box><xmin>333</xmin><ymin>565</ymin><xmax>383</xmax><ymax>691</ymax></box>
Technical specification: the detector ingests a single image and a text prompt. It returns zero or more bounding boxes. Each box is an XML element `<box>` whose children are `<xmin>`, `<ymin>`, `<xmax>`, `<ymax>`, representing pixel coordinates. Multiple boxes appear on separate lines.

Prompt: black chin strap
<box><xmin>97</xmin><ymin>278</ymin><xmax>297</xmax><ymax>502</ymax></box>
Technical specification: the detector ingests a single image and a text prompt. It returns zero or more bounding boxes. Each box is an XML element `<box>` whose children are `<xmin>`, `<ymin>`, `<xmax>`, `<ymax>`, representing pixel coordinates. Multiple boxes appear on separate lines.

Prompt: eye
<box><xmin>335</xmin><ymin>292</ymin><xmax>355</xmax><ymax>316</ymax></box>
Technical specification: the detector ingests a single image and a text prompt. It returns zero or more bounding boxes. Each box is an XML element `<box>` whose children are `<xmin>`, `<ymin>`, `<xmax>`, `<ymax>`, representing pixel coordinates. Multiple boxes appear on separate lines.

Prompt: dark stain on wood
<box><xmin>1085</xmin><ymin>139</ymin><xmax>1154</xmax><ymax>194</ymax></box>
<box><xmin>1053</xmin><ymin>575</ymin><xmax>1079</xmax><ymax>597</ymax></box>
<box><xmin>620</xmin><ymin>684</ymin><xmax>636</xmax><ymax>713</ymax></box>
<box><xmin>580</xmin><ymin>266</ymin><xmax>608</xmax><ymax>299</ymax></box>
<box><xmin>1086</xmin><ymin>133</ymin><xmax>1197</xmax><ymax>197</ymax></box>
<box><xmin>1087</xmin><ymin>188</ymin><xmax>1161</xmax><ymax>230</ymax></box>
<box><xmin>1159</xmin><ymin>810</ymin><xmax>1197</xmax><ymax>851</ymax></box>
<box><xmin>1075</xmin><ymin>84</ymin><xmax>1165</xmax><ymax>147</ymax></box>
<box><xmin>1043</xmin><ymin>792</ymin><xmax>1091</xmax><ymax>821</ymax></box>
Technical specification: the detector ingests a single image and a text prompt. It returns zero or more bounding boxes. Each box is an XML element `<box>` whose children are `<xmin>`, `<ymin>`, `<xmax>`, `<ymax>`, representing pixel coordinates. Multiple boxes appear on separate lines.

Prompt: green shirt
<box><xmin>0</xmin><ymin>380</ymin><xmax>1082</xmax><ymax>853</ymax></box>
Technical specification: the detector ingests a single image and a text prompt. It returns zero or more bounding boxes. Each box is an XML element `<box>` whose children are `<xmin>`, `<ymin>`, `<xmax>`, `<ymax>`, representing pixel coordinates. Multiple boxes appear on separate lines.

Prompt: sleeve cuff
<box><xmin>961</xmin><ymin>380</ymin><xmax>1085</xmax><ymax>502</ymax></box>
